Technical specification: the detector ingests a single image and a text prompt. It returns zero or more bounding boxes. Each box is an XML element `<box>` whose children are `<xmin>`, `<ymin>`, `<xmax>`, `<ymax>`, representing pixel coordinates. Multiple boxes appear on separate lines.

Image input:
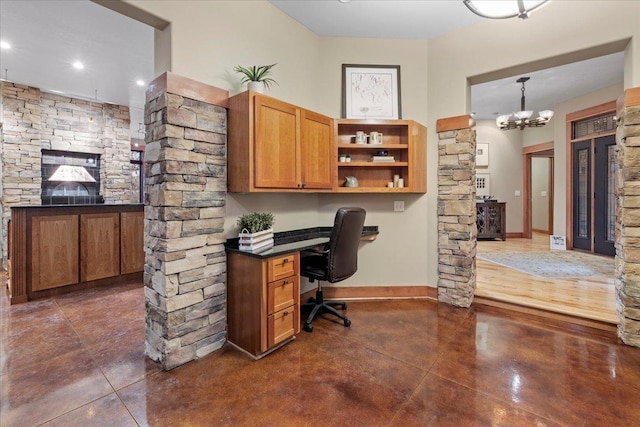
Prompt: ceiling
<box><xmin>0</xmin><ymin>0</ymin><xmax>624</xmax><ymax>129</ymax></box>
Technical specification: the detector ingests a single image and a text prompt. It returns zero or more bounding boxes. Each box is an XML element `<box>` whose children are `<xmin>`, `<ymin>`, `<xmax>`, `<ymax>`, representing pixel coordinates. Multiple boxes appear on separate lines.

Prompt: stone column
<box><xmin>436</xmin><ymin>115</ymin><xmax>477</xmax><ymax>307</ymax></box>
<box><xmin>615</xmin><ymin>87</ymin><xmax>640</xmax><ymax>347</ymax></box>
<box><xmin>0</xmin><ymin>82</ymin><xmax>43</xmax><ymax>263</ymax></box>
<box><xmin>143</xmin><ymin>73</ymin><xmax>230</xmax><ymax>369</ymax></box>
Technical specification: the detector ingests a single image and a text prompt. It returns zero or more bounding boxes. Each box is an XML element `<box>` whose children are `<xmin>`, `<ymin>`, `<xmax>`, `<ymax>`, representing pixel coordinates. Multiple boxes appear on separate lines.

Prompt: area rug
<box><xmin>477</xmin><ymin>251</ymin><xmax>615</xmax><ymax>278</ymax></box>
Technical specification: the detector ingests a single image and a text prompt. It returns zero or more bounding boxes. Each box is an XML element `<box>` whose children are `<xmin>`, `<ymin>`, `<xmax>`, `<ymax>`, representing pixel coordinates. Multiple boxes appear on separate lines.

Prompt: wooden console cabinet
<box><xmin>227</xmin><ymin>251</ymin><xmax>300</xmax><ymax>358</ymax></box>
<box><xmin>476</xmin><ymin>202</ymin><xmax>506</xmax><ymax>241</ymax></box>
<box><xmin>228</xmin><ymin>91</ymin><xmax>334</xmax><ymax>192</ymax></box>
<box><xmin>9</xmin><ymin>204</ymin><xmax>143</xmax><ymax>304</ymax></box>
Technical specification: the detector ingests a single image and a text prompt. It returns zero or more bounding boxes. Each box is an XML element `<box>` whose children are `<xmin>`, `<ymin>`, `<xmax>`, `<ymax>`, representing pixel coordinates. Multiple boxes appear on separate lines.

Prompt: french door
<box><xmin>572</xmin><ymin>135</ymin><xmax>616</xmax><ymax>255</ymax></box>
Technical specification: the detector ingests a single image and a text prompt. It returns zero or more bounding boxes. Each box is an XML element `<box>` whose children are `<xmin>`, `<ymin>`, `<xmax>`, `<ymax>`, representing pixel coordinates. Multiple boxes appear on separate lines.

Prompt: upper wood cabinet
<box><xmin>228</xmin><ymin>91</ymin><xmax>334</xmax><ymax>192</ymax></box>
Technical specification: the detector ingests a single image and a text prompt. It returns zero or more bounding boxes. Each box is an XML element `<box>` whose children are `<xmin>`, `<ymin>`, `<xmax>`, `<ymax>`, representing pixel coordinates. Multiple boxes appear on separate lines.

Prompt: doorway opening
<box><xmin>523</xmin><ymin>142</ymin><xmax>554</xmax><ymax>238</ymax></box>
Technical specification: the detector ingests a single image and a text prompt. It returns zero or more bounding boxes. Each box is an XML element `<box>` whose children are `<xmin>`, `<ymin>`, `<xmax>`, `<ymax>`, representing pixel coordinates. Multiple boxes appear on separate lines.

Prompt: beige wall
<box><xmin>475</xmin><ymin>121</ymin><xmax>524</xmax><ymax>233</ymax></box>
<box><xmin>125</xmin><ymin>0</ymin><xmax>640</xmax><ymax>288</ymax></box>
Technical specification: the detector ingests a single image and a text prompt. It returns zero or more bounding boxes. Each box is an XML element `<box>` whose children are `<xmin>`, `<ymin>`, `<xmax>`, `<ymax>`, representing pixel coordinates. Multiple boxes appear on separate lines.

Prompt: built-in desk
<box><xmin>224</xmin><ymin>226</ymin><xmax>378</xmax><ymax>359</ymax></box>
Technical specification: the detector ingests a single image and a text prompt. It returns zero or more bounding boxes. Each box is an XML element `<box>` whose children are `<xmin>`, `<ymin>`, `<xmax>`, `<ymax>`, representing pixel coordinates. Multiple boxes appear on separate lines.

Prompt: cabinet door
<box><xmin>31</xmin><ymin>215</ymin><xmax>79</xmax><ymax>291</ymax></box>
<box><xmin>254</xmin><ymin>95</ymin><xmax>299</xmax><ymax>188</ymax></box>
<box><xmin>120</xmin><ymin>211</ymin><xmax>144</xmax><ymax>274</ymax></box>
<box><xmin>300</xmin><ymin>109</ymin><xmax>334</xmax><ymax>189</ymax></box>
<box><xmin>81</xmin><ymin>213</ymin><xmax>120</xmax><ymax>282</ymax></box>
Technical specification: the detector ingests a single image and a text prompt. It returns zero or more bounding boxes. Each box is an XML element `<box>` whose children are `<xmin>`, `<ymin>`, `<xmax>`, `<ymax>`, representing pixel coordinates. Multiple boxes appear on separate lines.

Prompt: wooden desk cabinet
<box><xmin>227</xmin><ymin>251</ymin><xmax>301</xmax><ymax>358</ymax></box>
<box><xmin>476</xmin><ymin>202</ymin><xmax>506</xmax><ymax>241</ymax></box>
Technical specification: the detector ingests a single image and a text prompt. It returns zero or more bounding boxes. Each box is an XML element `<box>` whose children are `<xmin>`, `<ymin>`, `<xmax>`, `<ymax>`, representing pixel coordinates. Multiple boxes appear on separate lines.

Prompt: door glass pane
<box><xmin>607</xmin><ymin>144</ymin><xmax>617</xmax><ymax>241</ymax></box>
<box><xmin>578</xmin><ymin>149</ymin><xmax>589</xmax><ymax>238</ymax></box>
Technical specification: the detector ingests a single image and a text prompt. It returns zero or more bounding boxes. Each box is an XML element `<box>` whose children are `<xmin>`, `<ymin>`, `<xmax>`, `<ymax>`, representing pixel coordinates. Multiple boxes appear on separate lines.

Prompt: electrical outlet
<box><xmin>394</xmin><ymin>201</ymin><xmax>405</xmax><ymax>212</ymax></box>
<box><xmin>515</xmin><ymin>190</ymin><xmax>521</xmax><ymax>197</ymax></box>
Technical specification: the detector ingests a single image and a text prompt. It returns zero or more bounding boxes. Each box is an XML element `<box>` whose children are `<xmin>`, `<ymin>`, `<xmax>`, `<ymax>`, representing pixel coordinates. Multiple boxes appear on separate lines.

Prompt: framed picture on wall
<box><xmin>476</xmin><ymin>173</ymin><xmax>491</xmax><ymax>197</ymax></box>
<box><xmin>341</xmin><ymin>64</ymin><xmax>401</xmax><ymax>119</ymax></box>
<box><xmin>476</xmin><ymin>143</ymin><xmax>489</xmax><ymax>167</ymax></box>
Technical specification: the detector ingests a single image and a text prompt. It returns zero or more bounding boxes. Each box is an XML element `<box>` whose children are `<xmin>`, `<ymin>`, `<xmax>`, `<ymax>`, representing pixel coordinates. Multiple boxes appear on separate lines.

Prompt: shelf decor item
<box><xmin>341</xmin><ymin>64</ymin><xmax>401</xmax><ymax>120</ymax></box>
<box><xmin>237</xmin><ymin>212</ymin><xmax>275</xmax><ymax>251</ymax></box>
<box><xmin>233</xmin><ymin>64</ymin><xmax>278</xmax><ymax>94</ymax></box>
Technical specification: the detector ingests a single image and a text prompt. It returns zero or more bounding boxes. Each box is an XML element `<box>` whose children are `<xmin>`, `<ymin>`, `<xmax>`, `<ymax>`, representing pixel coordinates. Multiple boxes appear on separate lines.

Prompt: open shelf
<box><xmin>335</xmin><ymin>119</ymin><xmax>426</xmax><ymax>193</ymax></box>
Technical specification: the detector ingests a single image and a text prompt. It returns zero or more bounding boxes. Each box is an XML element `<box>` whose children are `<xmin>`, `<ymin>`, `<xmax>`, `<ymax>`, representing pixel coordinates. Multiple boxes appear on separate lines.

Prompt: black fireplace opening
<box><xmin>41</xmin><ymin>150</ymin><xmax>104</xmax><ymax>205</ymax></box>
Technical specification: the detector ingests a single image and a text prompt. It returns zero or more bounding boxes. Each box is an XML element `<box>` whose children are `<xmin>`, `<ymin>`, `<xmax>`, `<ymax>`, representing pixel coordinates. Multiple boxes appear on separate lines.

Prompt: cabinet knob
<box><xmin>283</xmin><ymin>311</ymin><xmax>289</xmax><ymax>317</ymax></box>
<box><xmin>282</xmin><ymin>258</ymin><xmax>289</xmax><ymax>264</ymax></box>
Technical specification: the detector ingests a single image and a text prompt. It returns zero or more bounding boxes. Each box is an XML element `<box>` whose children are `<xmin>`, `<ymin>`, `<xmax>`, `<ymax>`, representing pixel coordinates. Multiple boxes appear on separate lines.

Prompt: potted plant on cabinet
<box><xmin>233</xmin><ymin>63</ymin><xmax>278</xmax><ymax>94</ymax></box>
<box><xmin>237</xmin><ymin>212</ymin><xmax>275</xmax><ymax>251</ymax></box>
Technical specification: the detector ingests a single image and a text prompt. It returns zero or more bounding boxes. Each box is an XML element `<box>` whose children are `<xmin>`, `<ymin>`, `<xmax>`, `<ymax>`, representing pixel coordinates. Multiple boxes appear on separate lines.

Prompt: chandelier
<box><xmin>463</xmin><ymin>0</ymin><xmax>550</xmax><ymax>20</ymax></box>
<box><xmin>496</xmin><ymin>77</ymin><xmax>554</xmax><ymax>130</ymax></box>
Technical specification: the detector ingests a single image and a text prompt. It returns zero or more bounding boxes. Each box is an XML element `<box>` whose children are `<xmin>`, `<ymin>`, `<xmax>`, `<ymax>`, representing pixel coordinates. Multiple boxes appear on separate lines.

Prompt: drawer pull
<box><xmin>282</xmin><ymin>258</ymin><xmax>289</xmax><ymax>264</ymax></box>
<box><xmin>282</xmin><ymin>311</ymin><xmax>289</xmax><ymax>317</ymax></box>
<box><xmin>281</xmin><ymin>280</ymin><xmax>289</xmax><ymax>286</ymax></box>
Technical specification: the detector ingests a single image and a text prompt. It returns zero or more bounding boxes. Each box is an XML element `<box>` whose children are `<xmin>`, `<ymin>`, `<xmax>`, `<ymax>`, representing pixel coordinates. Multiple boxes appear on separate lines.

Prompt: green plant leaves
<box><xmin>237</xmin><ymin>212</ymin><xmax>275</xmax><ymax>233</ymax></box>
<box><xmin>233</xmin><ymin>63</ymin><xmax>279</xmax><ymax>89</ymax></box>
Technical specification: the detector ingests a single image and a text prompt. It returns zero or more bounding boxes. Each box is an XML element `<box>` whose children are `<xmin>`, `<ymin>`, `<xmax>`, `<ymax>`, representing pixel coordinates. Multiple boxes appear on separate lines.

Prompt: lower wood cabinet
<box><xmin>9</xmin><ymin>204</ymin><xmax>144</xmax><ymax>304</ymax></box>
<box><xmin>227</xmin><ymin>252</ymin><xmax>300</xmax><ymax>358</ymax></box>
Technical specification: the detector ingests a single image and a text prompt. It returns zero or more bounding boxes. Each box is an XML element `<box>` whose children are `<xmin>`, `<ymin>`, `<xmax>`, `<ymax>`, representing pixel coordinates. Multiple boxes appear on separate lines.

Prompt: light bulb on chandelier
<box><xmin>496</xmin><ymin>77</ymin><xmax>554</xmax><ymax>130</ymax></box>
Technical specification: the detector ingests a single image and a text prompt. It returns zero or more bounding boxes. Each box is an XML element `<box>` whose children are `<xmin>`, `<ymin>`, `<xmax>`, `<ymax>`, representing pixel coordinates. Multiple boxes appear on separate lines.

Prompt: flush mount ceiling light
<box><xmin>463</xmin><ymin>0</ymin><xmax>550</xmax><ymax>19</ymax></box>
<box><xmin>0</xmin><ymin>40</ymin><xmax>11</xmax><ymax>49</ymax></box>
<box><xmin>136</xmin><ymin>79</ymin><xmax>145</xmax><ymax>86</ymax></box>
<box><xmin>496</xmin><ymin>77</ymin><xmax>554</xmax><ymax>130</ymax></box>
<box><xmin>72</xmin><ymin>61</ymin><xmax>84</xmax><ymax>70</ymax></box>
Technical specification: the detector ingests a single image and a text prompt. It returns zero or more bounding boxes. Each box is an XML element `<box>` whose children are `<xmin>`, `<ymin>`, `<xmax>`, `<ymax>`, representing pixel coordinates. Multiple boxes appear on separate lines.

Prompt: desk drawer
<box><xmin>267</xmin><ymin>276</ymin><xmax>299</xmax><ymax>314</ymax></box>
<box><xmin>268</xmin><ymin>305</ymin><xmax>298</xmax><ymax>347</ymax></box>
<box><xmin>267</xmin><ymin>253</ymin><xmax>298</xmax><ymax>282</ymax></box>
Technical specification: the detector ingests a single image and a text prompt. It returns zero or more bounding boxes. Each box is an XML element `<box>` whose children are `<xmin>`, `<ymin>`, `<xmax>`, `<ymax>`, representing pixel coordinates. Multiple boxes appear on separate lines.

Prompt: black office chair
<box><xmin>300</xmin><ymin>207</ymin><xmax>366</xmax><ymax>332</ymax></box>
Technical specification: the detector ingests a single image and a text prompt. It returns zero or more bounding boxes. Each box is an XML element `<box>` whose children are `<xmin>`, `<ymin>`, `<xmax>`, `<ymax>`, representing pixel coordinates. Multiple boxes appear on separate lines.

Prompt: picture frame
<box><xmin>476</xmin><ymin>143</ymin><xmax>489</xmax><ymax>167</ymax></box>
<box><xmin>476</xmin><ymin>173</ymin><xmax>491</xmax><ymax>197</ymax></box>
<box><xmin>341</xmin><ymin>64</ymin><xmax>401</xmax><ymax>120</ymax></box>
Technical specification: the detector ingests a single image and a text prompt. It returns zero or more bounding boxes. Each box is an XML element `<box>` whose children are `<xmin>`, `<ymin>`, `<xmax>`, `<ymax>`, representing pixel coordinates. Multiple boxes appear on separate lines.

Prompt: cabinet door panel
<box><xmin>254</xmin><ymin>96</ymin><xmax>299</xmax><ymax>188</ymax></box>
<box><xmin>32</xmin><ymin>215</ymin><xmax>79</xmax><ymax>291</ymax></box>
<box><xmin>81</xmin><ymin>213</ymin><xmax>120</xmax><ymax>282</ymax></box>
<box><xmin>120</xmin><ymin>211</ymin><xmax>144</xmax><ymax>274</ymax></box>
<box><xmin>301</xmin><ymin>110</ymin><xmax>334</xmax><ymax>189</ymax></box>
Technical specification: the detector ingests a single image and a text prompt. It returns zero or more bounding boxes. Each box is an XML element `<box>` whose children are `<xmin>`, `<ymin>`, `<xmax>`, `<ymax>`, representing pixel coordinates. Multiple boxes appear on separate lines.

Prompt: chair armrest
<box><xmin>302</xmin><ymin>248</ymin><xmax>329</xmax><ymax>256</ymax></box>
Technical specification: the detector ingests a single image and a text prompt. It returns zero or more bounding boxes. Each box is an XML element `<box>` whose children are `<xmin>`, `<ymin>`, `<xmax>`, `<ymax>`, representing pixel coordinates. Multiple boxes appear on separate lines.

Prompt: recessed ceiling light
<box><xmin>50</xmin><ymin>89</ymin><xmax>64</xmax><ymax>94</ymax></box>
<box><xmin>73</xmin><ymin>61</ymin><xmax>84</xmax><ymax>70</ymax></box>
<box><xmin>136</xmin><ymin>80</ymin><xmax>145</xmax><ymax>86</ymax></box>
<box><xmin>338</xmin><ymin>0</ymin><xmax>351</xmax><ymax>3</ymax></box>
<box><xmin>0</xmin><ymin>40</ymin><xmax>11</xmax><ymax>49</ymax></box>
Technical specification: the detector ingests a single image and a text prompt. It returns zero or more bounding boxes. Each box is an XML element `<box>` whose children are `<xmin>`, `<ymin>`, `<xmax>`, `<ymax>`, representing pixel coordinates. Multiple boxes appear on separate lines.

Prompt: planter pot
<box><xmin>248</xmin><ymin>81</ymin><xmax>265</xmax><ymax>93</ymax></box>
<box><xmin>239</xmin><ymin>228</ymin><xmax>274</xmax><ymax>251</ymax></box>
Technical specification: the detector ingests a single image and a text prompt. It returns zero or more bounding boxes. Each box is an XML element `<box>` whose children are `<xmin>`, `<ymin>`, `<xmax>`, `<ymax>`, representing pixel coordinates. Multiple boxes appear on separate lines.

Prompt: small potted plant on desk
<box><xmin>233</xmin><ymin>63</ymin><xmax>278</xmax><ymax>94</ymax></box>
<box><xmin>237</xmin><ymin>212</ymin><xmax>275</xmax><ymax>252</ymax></box>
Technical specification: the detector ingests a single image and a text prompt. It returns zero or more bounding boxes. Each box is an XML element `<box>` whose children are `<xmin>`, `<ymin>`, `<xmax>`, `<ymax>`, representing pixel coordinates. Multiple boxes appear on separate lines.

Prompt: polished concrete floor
<box><xmin>2</xmin><ymin>280</ymin><xmax>640</xmax><ymax>426</ymax></box>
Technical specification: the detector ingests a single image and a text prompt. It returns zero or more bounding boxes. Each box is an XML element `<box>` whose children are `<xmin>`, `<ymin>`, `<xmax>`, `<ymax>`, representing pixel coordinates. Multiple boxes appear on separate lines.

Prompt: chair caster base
<box><xmin>344</xmin><ymin>318</ymin><xmax>351</xmax><ymax>327</ymax></box>
<box><xmin>303</xmin><ymin>323</ymin><xmax>313</xmax><ymax>332</ymax></box>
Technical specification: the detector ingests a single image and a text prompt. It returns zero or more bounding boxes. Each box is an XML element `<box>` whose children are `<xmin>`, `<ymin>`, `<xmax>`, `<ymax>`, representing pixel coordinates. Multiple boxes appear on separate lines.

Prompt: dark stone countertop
<box><xmin>224</xmin><ymin>226</ymin><xmax>378</xmax><ymax>259</ymax></box>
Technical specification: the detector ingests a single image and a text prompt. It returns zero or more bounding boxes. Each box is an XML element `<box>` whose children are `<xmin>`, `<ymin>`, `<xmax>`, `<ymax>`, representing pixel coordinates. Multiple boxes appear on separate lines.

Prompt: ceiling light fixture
<box><xmin>463</xmin><ymin>0</ymin><xmax>550</xmax><ymax>20</ymax></box>
<box><xmin>73</xmin><ymin>61</ymin><xmax>84</xmax><ymax>70</ymax></box>
<box><xmin>0</xmin><ymin>40</ymin><xmax>11</xmax><ymax>49</ymax></box>
<box><xmin>136</xmin><ymin>79</ymin><xmax>145</xmax><ymax>86</ymax></box>
<box><xmin>496</xmin><ymin>77</ymin><xmax>554</xmax><ymax>130</ymax></box>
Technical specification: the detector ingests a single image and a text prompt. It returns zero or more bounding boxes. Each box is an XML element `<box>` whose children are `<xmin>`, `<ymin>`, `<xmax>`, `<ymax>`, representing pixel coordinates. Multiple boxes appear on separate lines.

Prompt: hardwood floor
<box><xmin>475</xmin><ymin>232</ymin><xmax>617</xmax><ymax>327</ymax></box>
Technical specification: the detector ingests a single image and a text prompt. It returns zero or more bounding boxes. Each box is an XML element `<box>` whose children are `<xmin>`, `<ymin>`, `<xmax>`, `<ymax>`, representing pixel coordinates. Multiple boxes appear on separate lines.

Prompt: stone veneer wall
<box><xmin>0</xmin><ymin>81</ymin><xmax>133</xmax><ymax>263</ymax></box>
<box><xmin>143</xmin><ymin>73</ymin><xmax>228</xmax><ymax>370</ymax></box>
<box><xmin>437</xmin><ymin>117</ymin><xmax>477</xmax><ymax>307</ymax></box>
<box><xmin>615</xmin><ymin>87</ymin><xmax>640</xmax><ymax>347</ymax></box>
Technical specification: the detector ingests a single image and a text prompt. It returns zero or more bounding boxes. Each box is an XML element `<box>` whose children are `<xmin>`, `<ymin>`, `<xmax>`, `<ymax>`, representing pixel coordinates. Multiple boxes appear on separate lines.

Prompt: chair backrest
<box><xmin>327</xmin><ymin>207</ymin><xmax>366</xmax><ymax>283</ymax></box>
